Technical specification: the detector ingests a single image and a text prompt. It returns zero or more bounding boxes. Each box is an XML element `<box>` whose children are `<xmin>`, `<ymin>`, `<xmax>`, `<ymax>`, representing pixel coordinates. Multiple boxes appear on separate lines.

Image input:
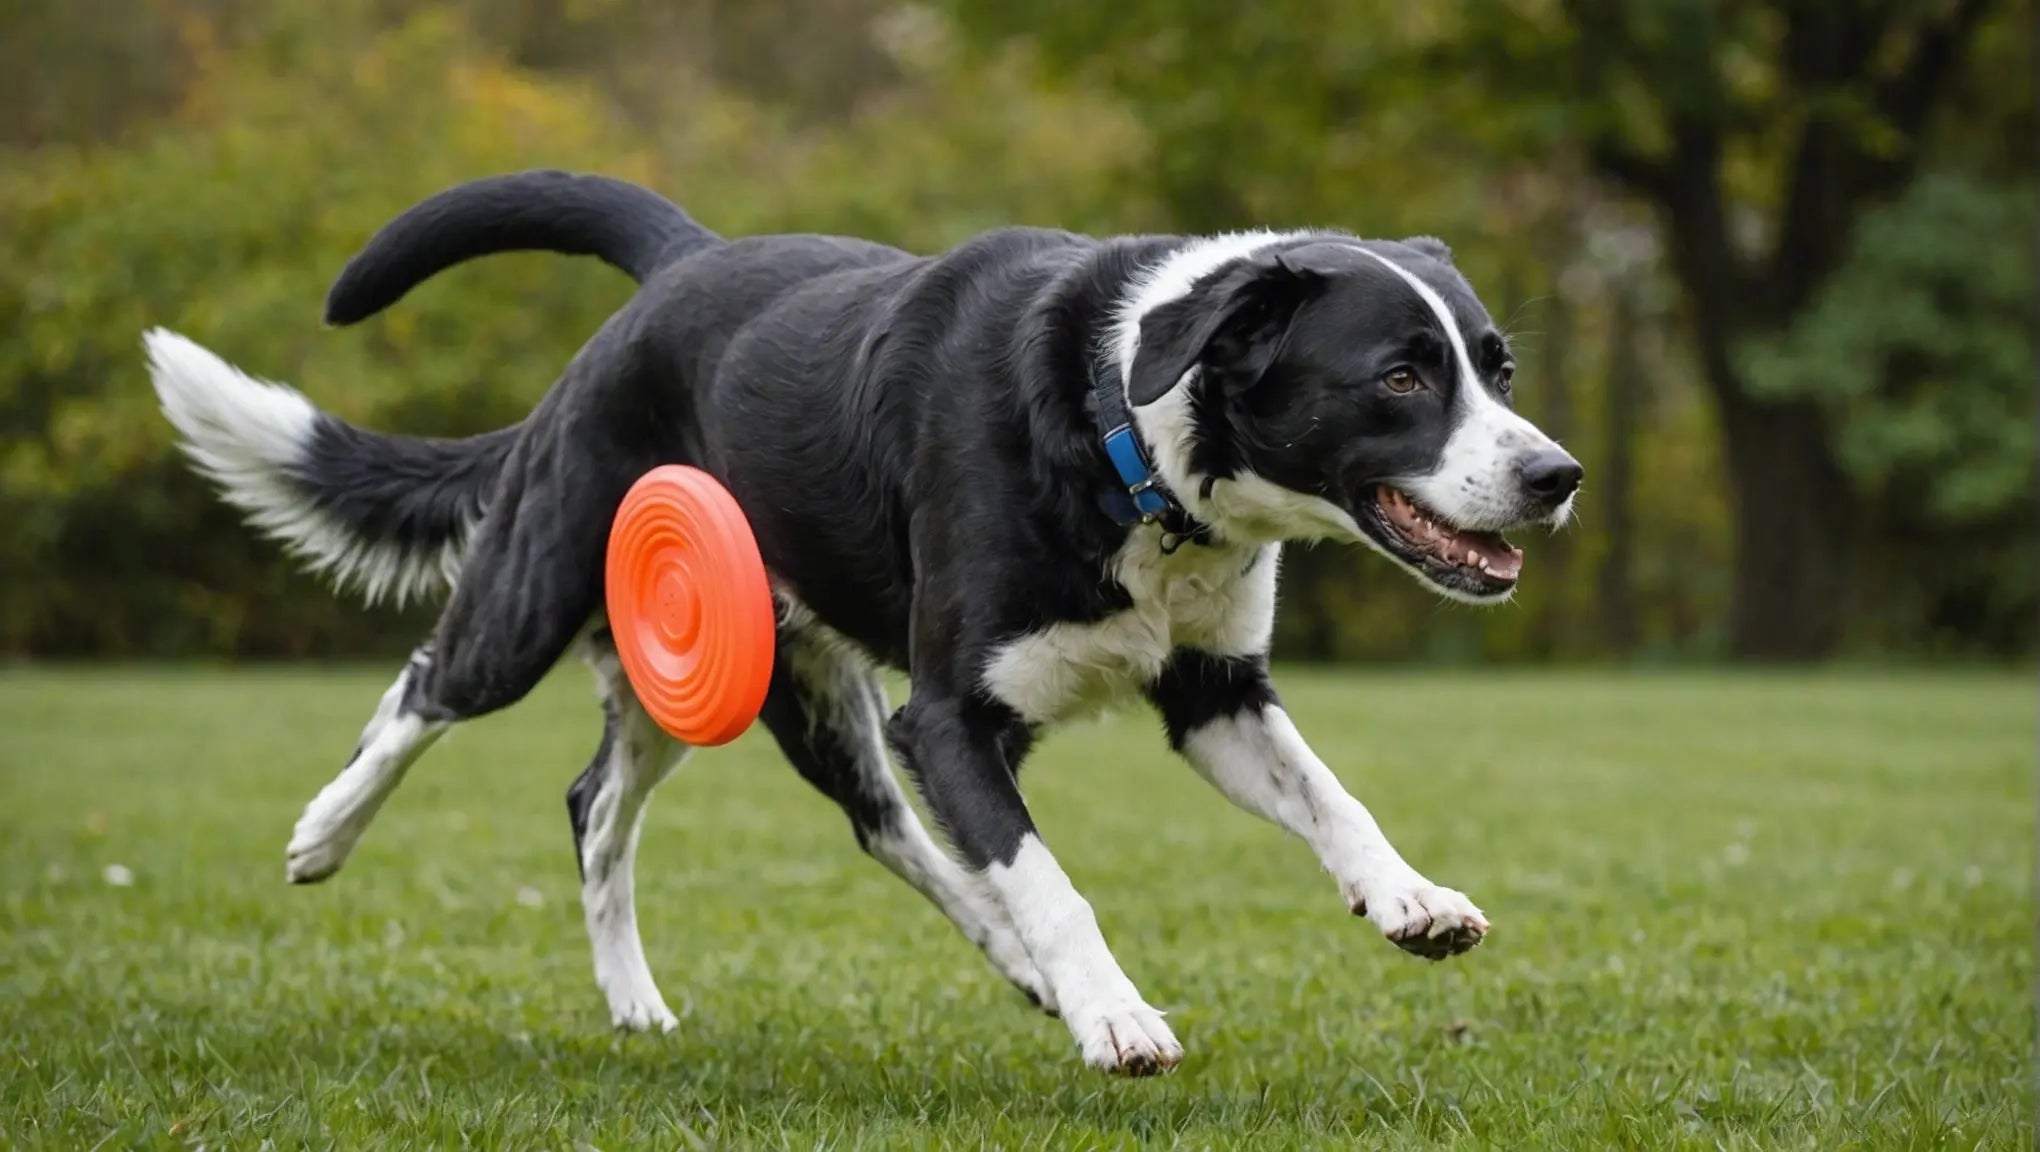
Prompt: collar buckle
<box><xmin>1091</xmin><ymin>357</ymin><xmax>1212</xmax><ymax>546</ymax></box>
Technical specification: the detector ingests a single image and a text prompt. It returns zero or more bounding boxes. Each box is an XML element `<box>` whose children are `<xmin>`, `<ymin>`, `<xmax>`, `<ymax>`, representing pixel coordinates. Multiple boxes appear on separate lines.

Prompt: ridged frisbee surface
<box><xmin>606</xmin><ymin>465</ymin><xmax>775</xmax><ymax>746</ymax></box>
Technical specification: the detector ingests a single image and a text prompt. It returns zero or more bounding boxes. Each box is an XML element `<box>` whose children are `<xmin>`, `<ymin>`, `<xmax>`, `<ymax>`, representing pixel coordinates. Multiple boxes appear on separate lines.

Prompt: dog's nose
<box><xmin>1518</xmin><ymin>449</ymin><xmax>1583</xmax><ymax>503</ymax></box>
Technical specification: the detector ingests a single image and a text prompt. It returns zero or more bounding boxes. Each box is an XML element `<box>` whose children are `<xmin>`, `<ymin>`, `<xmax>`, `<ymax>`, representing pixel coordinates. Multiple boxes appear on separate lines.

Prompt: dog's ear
<box><xmin>1399</xmin><ymin>235</ymin><xmax>1454</xmax><ymax>265</ymax></box>
<box><xmin>1127</xmin><ymin>254</ymin><xmax>1325</xmax><ymax>407</ymax></box>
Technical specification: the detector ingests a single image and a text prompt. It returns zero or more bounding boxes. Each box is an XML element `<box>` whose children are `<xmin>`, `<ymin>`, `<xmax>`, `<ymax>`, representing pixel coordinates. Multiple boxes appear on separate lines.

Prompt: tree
<box><xmin>1513</xmin><ymin>0</ymin><xmax>2009</xmax><ymax>657</ymax></box>
<box><xmin>1740</xmin><ymin>173</ymin><xmax>2035</xmax><ymax>654</ymax></box>
<box><xmin>0</xmin><ymin>0</ymin><xmax>1164</xmax><ymax>657</ymax></box>
<box><xmin>945</xmin><ymin>0</ymin><xmax>2027</xmax><ymax>659</ymax></box>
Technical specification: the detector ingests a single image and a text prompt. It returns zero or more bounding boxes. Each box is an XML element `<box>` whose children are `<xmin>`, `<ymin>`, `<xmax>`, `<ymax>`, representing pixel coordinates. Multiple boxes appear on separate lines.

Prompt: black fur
<box><xmin>1195</xmin><ymin>242</ymin><xmax>1485</xmax><ymax>507</ymax></box>
<box><xmin>324</xmin><ymin>170</ymin><xmax>720</xmax><ymax>324</ymax></box>
<box><xmin>293</xmin><ymin>419</ymin><xmax>516</xmax><ymax>566</ymax></box>
<box><xmin>757</xmin><ymin>634</ymin><xmax>900</xmax><ymax>851</ymax></box>
<box><xmin>1149</xmin><ymin>651</ymin><xmax>1279</xmax><ymax>751</ymax></box>
<box><xmin>565</xmin><ymin>693</ymin><xmax>618</xmax><ymax>882</ymax></box>
<box><xmin>1125</xmin><ymin>251</ymin><xmax>1319</xmax><ymax>407</ymax></box>
<box><xmin>399</xmin><ymin>301</ymin><xmax>707</xmax><ymax>719</ymax></box>
<box><xmin>887</xmin><ymin>692</ymin><xmax>1036</xmax><ymax>870</ymax></box>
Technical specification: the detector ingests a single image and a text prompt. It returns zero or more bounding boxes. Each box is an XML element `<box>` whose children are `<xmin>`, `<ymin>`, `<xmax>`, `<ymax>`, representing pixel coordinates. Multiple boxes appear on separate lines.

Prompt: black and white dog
<box><xmin>145</xmin><ymin>170</ymin><xmax>1580</xmax><ymax>1075</ymax></box>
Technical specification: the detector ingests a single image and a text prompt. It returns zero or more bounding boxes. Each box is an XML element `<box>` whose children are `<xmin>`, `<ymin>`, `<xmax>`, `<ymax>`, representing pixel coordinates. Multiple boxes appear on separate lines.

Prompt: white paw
<box><xmin>284</xmin><ymin>817</ymin><xmax>358</xmax><ymax>884</ymax></box>
<box><xmin>594</xmin><ymin>957</ymin><xmax>679</xmax><ymax>1034</ymax></box>
<box><xmin>595</xmin><ymin>966</ymin><xmax>677</xmax><ymax>1027</ymax></box>
<box><xmin>1357</xmin><ymin>876</ymin><xmax>1489</xmax><ymax>960</ymax></box>
<box><xmin>1069</xmin><ymin>998</ymin><xmax>1182</xmax><ymax>1076</ymax></box>
<box><xmin>607</xmin><ymin>991</ymin><xmax>679</xmax><ymax>1033</ymax></box>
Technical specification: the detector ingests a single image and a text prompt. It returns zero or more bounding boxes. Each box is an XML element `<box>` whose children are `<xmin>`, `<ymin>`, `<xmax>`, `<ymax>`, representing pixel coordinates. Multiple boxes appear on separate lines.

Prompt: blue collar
<box><xmin>1090</xmin><ymin>352</ymin><xmax>1211</xmax><ymax>550</ymax></box>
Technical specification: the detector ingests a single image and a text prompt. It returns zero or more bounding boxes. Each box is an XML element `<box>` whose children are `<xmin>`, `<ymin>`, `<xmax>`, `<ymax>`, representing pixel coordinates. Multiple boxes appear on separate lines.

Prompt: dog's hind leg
<box><xmin>759</xmin><ymin>615</ymin><xmax>1053</xmax><ymax>1013</ymax></box>
<box><xmin>283</xmin><ymin>427</ymin><xmax>630</xmax><ymax>882</ymax></box>
<box><xmin>567</xmin><ymin>629</ymin><xmax>691</xmax><ymax>1032</ymax></box>
<box><xmin>281</xmin><ymin>432</ymin><xmax>618</xmax><ymax>884</ymax></box>
<box><xmin>282</xmin><ymin>313</ymin><xmax>672</xmax><ymax>885</ymax></box>
<box><xmin>286</xmin><ymin>645</ymin><xmax>451</xmax><ymax>882</ymax></box>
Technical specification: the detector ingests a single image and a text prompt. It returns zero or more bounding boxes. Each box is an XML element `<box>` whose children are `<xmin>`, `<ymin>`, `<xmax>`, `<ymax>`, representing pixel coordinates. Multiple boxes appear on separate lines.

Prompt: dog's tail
<box><xmin>322</xmin><ymin>169</ymin><xmax>720</xmax><ymax>326</ymax></box>
<box><xmin>144</xmin><ymin>329</ymin><xmax>515</xmax><ymax>606</ymax></box>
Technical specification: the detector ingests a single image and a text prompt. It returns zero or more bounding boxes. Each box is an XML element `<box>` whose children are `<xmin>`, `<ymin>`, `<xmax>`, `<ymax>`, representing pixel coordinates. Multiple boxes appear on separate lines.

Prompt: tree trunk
<box><xmin>1572</xmin><ymin>0</ymin><xmax>1992</xmax><ymax>662</ymax></box>
<box><xmin>1275</xmin><ymin>548</ymin><xmax>1340</xmax><ymax>662</ymax></box>
<box><xmin>1596</xmin><ymin>280</ymin><xmax>1639</xmax><ymax>653</ymax></box>
<box><xmin>1711</xmin><ymin>386</ymin><xmax>1858</xmax><ymax>659</ymax></box>
<box><xmin>1522</xmin><ymin>262</ymin><xmax>1576</xmax><ymax>657</ymax></box>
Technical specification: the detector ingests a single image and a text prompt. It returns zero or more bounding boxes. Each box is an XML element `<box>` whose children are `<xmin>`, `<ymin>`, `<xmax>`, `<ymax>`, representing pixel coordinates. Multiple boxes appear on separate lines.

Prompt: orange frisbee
<box><xmin>605</xmin><ymin>465</ymin><xmax>775</xmax><ymax>746</ymax></box>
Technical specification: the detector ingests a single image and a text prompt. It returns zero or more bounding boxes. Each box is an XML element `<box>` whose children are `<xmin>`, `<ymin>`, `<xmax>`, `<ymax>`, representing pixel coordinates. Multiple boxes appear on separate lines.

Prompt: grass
<box><xmin>0</xmin><ymin>665</ymin><xmax>2031</xmax><ymax>1149</ymax></box>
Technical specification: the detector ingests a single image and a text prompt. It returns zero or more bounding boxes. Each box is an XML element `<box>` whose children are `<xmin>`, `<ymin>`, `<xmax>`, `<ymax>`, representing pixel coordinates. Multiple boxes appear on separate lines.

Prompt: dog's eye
<box><xmin>1382</xmin><ymin>368</ymin><xmax>1422</xmax><ymax>395</ymax></box>
<box><xmin>1498</xmin><ymin>364</ymin><xmax>1515</xmax><ymax>394</ymax></box>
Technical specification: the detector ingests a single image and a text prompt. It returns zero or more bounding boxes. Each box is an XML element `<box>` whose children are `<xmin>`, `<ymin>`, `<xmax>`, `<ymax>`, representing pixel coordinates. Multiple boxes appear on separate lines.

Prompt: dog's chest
<box><xmin>981</xmin><ymin>538</ymin><xmax>1280</xmax><ymax>725</ymax></box>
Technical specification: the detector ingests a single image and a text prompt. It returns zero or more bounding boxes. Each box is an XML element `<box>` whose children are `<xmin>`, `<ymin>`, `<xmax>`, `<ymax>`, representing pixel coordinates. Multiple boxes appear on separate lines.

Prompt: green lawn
<box><xmin>0</xmin><ymin>666</ymin><xmax>2031</xmax><ymax>1149</ymax></box>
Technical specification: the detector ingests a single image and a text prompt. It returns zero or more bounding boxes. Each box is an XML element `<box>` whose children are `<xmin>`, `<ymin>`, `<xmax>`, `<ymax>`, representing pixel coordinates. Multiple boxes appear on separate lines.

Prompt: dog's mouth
<box><xmin>1366</xmin><ymin>486</ymin><xmax>1522</xmax><ymax>597</ymax></box>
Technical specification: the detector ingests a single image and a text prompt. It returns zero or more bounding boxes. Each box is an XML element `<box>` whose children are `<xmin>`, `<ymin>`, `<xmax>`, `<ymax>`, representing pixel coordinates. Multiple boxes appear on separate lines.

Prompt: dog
<box><xmin>144</xmin><ymin>170</ymin><xmax>1581</xmax><ymax>1075</ymax></box>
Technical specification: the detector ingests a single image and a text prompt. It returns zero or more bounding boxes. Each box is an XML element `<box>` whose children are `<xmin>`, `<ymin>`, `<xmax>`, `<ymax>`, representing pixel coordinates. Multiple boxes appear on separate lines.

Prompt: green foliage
<box><xmin>1738</xmin><ymin>173</ymin><xmax>2036</xmax><ymax>654</ymax></box>
<box><xmin>1742</xmin><ymin>175</ymin><xmax>2035</xmax><ymax>526</ymax></box>
<box><xmin>1</xmin><ymin>5</ymin><xmax>657</xmax><ymax>654</ymax></box>
<box><xmin>0</xmin><ymin>1</ymin><xmax>2028</xmax><ymax>659</ymax></box>
<box><xmin>0</xmin><ymin>2</ymin><xmax>1155</xmax><ymax>657</ymax></box>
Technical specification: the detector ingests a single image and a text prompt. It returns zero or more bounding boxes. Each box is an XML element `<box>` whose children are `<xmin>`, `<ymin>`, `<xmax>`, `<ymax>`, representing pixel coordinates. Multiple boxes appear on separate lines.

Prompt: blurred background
<box><xmin>1</xmin><ymin>0</ymin><xmax>2032</xmax><ymax>666</ymax></box>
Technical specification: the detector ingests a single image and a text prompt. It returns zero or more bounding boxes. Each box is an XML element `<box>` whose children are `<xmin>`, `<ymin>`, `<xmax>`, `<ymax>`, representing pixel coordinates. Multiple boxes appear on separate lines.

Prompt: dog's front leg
<box><xmin>1152</xmin><ymin>651</ymin><xmax>1488</xmax><ymax>959</ymax></box>
<box><xmin>887</xmin><ymin>692</ymin><xmax>1182</xmax><ymax>1076</ymax></box>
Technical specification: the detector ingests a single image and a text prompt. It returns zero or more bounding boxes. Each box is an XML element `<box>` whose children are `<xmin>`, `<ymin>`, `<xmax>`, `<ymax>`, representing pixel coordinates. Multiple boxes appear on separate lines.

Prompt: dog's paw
<box><xmin>1069</xmin><ymin>999</ymin><xmax>1182</xmax><ymax>1076</ymax></box>
<box><xmin>1356</xmin><ymin>876</ymin><xmax>1489</xmax><ymax>960</ymax></box>
<box><xmin>595</xmin><ymin>962</ymin><xmax>680</xmax><ymax>1034</ymax></box>
<box><xmin>609</xmin><ymin>995</ymin><xmax>680</xmax><ymax>1034</ymax></box>
<box><xmin>283</xmin><ymin>823</ymin><xmax>354</xmax><ymax>884</ymax></box>
<box><xmin>286</xmin><ymin>782</ymin><xmax>382</xmax><ymax>883</ymax></box>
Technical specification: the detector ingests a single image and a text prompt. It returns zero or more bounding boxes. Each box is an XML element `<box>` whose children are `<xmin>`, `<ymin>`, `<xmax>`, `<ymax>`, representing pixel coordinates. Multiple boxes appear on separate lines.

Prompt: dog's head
<box><xmin>1119</xmin><ymin>235</ymin><xmax>1580</xmax><ymax>603</ymax></box>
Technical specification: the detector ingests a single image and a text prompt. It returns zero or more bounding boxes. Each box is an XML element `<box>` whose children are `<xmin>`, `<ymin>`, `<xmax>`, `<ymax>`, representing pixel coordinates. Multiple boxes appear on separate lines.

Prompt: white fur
<box><xmin>1179</xmin><ymin>706</ymin><xmax>1488</xmax><ymax>949</ymax></box>
<box><xmin>143</xmin><ymin>329</ymin><xmax>467</xmax><ymax>606</ymax></box>
<box><xmin>285</xmin><ymin>660</ymin><xmax>447</xmax><ymax>882</ymax></box>
<box><xmin>1110</xmin><ymin>233</ymin><xmax>1306</xmax><ymax>524</ymax></box>
<box><xmin>1202</xmin><ymin>471</ymin><xmax>1366</xmax><ymax>545</ymax></box>
<box><xmin>986</xmin><ymin>835</ymin><xmax>1182</xmax><ymax>1073</ymax></box>
<box><xmin>1550</xmin><ymin>490</ymin><xmax>1579</xmax><ymax>530</ymax></box>
<box><xmin>1345</xmin><ymin>251</ymin><xmax>1563</xmax><ymax>532</ymax></box>
<box><xmin>578</xmin><ymin>638</ymin><xmax>690</xmax><ymax>1032</ymax></box>
<box><xmin>981</xmin><ymin>535</ymin><xmax>1280</xmax><ymax>725</ymax></box>
<box><xmin>779</xmin><ymin>608</ymin><xmax>1050</xmax><ymax>1008</ymax></box>
<box><xmin>1109</xmin><ymin>231</ymin><xmax>1308</xmax><ymax>382</ymax></box>
<box><xmin>862</xmin><ymin>819</ymin><xmax>1050</xmax><ymax>1011</ymax></box>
